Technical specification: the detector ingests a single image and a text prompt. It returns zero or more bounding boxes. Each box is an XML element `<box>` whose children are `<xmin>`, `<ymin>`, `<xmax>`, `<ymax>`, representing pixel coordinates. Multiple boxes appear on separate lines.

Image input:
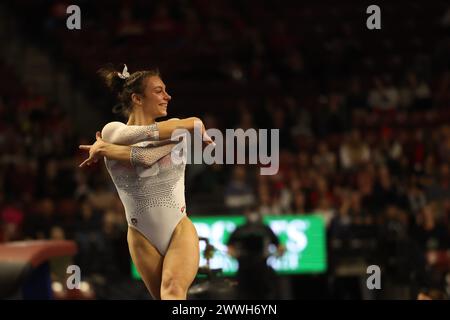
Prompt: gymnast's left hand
<box><xmin>78</xmin><ymin>131</ymin><xmax>105</xmax><ymax>168</ymax></box>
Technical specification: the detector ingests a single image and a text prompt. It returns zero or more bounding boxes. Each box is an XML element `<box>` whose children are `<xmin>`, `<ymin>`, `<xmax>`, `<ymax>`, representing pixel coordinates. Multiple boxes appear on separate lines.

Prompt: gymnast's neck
<box><xmin>127</xmin><ymin>109</ymin><xmax>156</xmax><ymax>126</ymax></box>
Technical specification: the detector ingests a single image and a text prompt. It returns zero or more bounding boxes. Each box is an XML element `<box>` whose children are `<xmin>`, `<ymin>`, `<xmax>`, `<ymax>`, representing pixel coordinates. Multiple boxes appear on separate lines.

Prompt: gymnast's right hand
<box><xmin>78</xmin><ymin>131</ymin><xmax>105</xmax><ymax>168</ymax></box>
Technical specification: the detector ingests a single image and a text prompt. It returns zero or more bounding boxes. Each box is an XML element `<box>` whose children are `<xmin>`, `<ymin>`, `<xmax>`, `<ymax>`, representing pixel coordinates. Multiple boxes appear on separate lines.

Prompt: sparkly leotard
<box><xmin>101</xmin><ymin>121</ymin><xmax>187</xmax><ymax>255</ymax></box>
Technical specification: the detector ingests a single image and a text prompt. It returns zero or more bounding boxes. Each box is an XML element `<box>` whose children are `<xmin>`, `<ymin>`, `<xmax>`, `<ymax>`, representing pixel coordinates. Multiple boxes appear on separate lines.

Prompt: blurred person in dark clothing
<box><xmin>413</xmin><ymin>203</ymin><xmax>450</xmax><ymax>251</ymax></box>
<box><xmin>227</xmin><ymin>209</ymin><xmax>285</xmax><ymax>299</ymax></box>
<box><xmin>99</xmin><ymin>210</ymin><xmax>130</xmax><ymax>278</ymax></box>
<box><xmin>316</xmin><ymin>93</ymin><xmax>349</xmax><ymax>137</ymax></box>
<box><xmin>426</xmin><ymin>163</ymin><xmax>450</xmax><ymax>202</ymax></box>
<box><xmin>377</xmin><ymin>205</ymin><xmax>427</xmax><ymax>298</ymax></box>
<box><xmin>346</xmin><ymin>77</ymin><xmax>368</xmax><ymax>111</ymax></box>
<box><xmin>224</xmin><ymin>166</ymin><xmax>256</xmax><ymax>214</ymax></box>
<box><xmin>373</xmin><ymin>165</ymin><xmax>404</xmax><ymax>211</ymax></box>
<box><xmin>407</xmin><ymin>180</ymin><xmax>427</xmax><ymax>214</ymax></box>
<box><xmin>73</xmin><ymin>197</ymin><xmax>104</xmax><ymax>275</ymax></box>
<box><xmin>379</xmin><ymin>206</ymin><xmax>413</xmax><ymax>273</ymax></box>
<box><xmin>22</xmin><ymin>197</ymin><xmax>60</xmax><ymax>239</ymax></box>
<box><xmin>34</xmin><ymin>158</ymin><xmax>77</xmax><ymax>199</ymax></box>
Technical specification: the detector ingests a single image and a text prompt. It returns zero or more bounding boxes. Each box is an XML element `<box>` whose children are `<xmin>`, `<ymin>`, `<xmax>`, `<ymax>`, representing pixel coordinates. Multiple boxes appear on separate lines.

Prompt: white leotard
<box><xmin>101</xmin><ymin>121</ymin><xmax>187</xmax><ymax>255</ymax></box>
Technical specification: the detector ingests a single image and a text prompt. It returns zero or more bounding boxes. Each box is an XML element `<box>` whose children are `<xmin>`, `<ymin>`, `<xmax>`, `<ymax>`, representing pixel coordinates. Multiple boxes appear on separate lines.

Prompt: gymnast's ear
<box><xmin>131</xmin><ymin>92</ymin><xmax>143</xmax><ymax>106</ymax></box>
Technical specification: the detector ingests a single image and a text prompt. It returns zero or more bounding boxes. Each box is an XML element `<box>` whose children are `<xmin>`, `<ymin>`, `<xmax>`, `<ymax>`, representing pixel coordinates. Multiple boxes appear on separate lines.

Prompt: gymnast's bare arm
<box><xmin>157</xmin><ymin>117</ymin><xmax>207</xmax><ymax>140</ymax></box>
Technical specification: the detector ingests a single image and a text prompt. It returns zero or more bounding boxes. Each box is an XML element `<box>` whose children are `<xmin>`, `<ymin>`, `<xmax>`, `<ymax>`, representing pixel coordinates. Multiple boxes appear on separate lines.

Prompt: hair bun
<box><xmin>97</xmin><ymin>64</ymin><xmax>124</xmax><ymax>95</ymax></box>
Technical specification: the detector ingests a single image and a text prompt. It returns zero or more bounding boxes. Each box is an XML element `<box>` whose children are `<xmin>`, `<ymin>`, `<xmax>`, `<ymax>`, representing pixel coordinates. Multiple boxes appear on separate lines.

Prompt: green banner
<box><xmin>132</xmin><ymin>214</ymin><xmax>327</xmax><ymax>279</ymax></box>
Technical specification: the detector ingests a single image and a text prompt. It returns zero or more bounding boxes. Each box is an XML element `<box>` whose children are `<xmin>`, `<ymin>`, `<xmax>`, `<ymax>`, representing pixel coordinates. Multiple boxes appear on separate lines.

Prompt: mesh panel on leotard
<box><xmin>130</xmin><ymin>143</ymin><xmax>176</xmax><ymax>168</ymax></box>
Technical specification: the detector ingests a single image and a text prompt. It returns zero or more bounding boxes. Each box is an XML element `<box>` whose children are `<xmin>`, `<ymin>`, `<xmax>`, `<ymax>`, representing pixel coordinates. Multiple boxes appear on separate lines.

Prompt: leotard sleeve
<box><xmin>101</xmin><ymin>121</ymin><xmax>159</xmax><ymax>145</ymax></box>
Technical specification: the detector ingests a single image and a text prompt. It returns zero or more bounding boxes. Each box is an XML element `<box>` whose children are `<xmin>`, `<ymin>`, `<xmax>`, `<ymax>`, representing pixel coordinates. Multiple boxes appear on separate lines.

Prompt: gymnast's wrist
<box><xmin>97</xmin><ymin>141</ymin><xmax>110</xmax><ymax>157</ymax></box>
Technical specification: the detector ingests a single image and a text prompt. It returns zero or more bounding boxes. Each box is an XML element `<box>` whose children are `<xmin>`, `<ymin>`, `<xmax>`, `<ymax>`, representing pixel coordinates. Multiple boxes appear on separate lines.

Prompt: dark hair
<box><xmin>97</xmin><ymin>64</ymin><xmax>160</xmax><ymax>117</ymax></box>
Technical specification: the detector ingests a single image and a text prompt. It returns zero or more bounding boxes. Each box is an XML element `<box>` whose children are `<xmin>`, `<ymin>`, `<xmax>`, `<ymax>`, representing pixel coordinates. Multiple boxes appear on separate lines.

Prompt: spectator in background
<box><xmin>49</xmin><ymin>225</ymin><xmax>74</xmax><ymax>285</ymax></box>
<box><xmin>346</xmin><ymin>77</ymin><xmax>368</xmax><ymax>111</ymax></box>
<box><xmin>273</xmin><ymin>172</ymin><xmax>298</xmax><ymax>214</ymax></box>
<box><xmin>149</xmin><ymin>4</ymin><xmax>177</xmax><ymax>35</ymax></box>
<box><xmin>291</xmin><ymin>190</ymin><xmax>307</xmax><ymax>214</ymax></box>
<box><xmin>379</xmin><ymin>205</ymin><xmax>420</xmax><ymax>295</ymax></box>
<box><xmin>22</xmin><ymin>197</ymin><xmax>59</xmax><ymax>239</ymax></box>
<box><xmin>281</xmin><ymin>50</ymin><xmax>305</xmax><ymax>80</ymax></box>
<box><xmin>317</xmin><ymin>93</ymin><xmax>349</xmax><ymax>137</ymax></box>
<box><xmin>267</xmin><ymin>20</ymin><xmax>294</xmax><ymax>55</ymax></box>
<box><xmin>313</xmin><ymin>195</ymin><xmax>335</xmax><ymax>228</ymax></box>
<box><xmin>36</xmin><ymin>160</ymin><xmax>61</xmax><ymax>198</ymax></box>
<box><xmin>117</xmin><ymin>6</ymin><xmax>144</xmax><ymax>38</ymax></box>
<box><xmin>438</xmin><ymin>125</ymin><xmax>450</xmax><ymax>164</ymax></box>
<box><xmin>44</xmin><ymin>0</ymin><xmax>69</xmax><ymax>31</ymax></box>
<box><xmin>181</xmin><ymin>8</ymin><xmax>202</xmax><ymax>46</ymax></box>
<box><xmin>0</xmin><ymin>202</ymin><xmax>24</xmax><ymax>241</ymax></box>
<box><xmin>426</xmin><ymin>163</ymin><xmax>450</xmax><ymax>202</ymax></box>
<box><xmin>296</xmin><ymin>151</ymin><xmax>312</xmax><ymax>173</ymax></box>
<box><xmin>88</xmin><ymin>175</ymin><xmax>116</xmax><ymax>212</ymax></box>
<box><xmin>50</xmin><ymin>225</ymin><xmax>66</xmax><ymax>240</ymax></box>
<box><xmin>401</xmin><ymin>72</ymin><xmax>432</xmax><ymax>111</ymax></box>
<box><xmin>73</xmin><ymin>197</ymin><xmax>103</xmax><ymax>276</ymax></box>
<box><xmin>257</xmin><ymin>183</ymin><xmax>281</xmax><ymax>216</ymax></box>
<box><xmin>399</xmin><ymin>72</ymin><xmax>416</xmax><ymax>110</ymax></box>
<box><xmin>224</xmin><ymin>166</ymin><xmax>256</xmax><ymax>214</ymax></box>
<box><xmin>368</xmin><ymin>76</ymin><xmax>399</xmax><ymax>111</ymax></box>
<box><xmin>330</xmin><ymin>189</ymin><xmax>358</xmax><ymax>241</ymax></box>
<box><xmin>236</xmin><ymin>104</ymin><xmax>256</xmax><ymax>131</ymax></box>
<box><xmin>407</xmin><ymin>180</ymin><xmax>427</xmax><ymax>215</ymax></box>
<box><xmin>435</xmin><ymin>72</ymin><xmax>450</xmax><ymax>108</ymax></box>
<box><xmin>414</xmin><ymin>203</ymin><xmax>450</xmax><ymax>251</ymax></box>
<box><xmin>312</xmin><ymin>141</ymin><xmax>337</xmax><ymax>174</ymax></box>
<box><xmin>340</xmin><ymin>129</ymin><xmax>371</xmax><ymax>170</ymax></box>
<box><xmin>309</xmin><ymin>175</ymin><xmax>334</xmax><ymax>210</ymax></box>
<box><xmin>288</xmin><ymin>97</ymin><xmax>313</xmax><ymax>140</ymax></box>
<box><xmin>93</xmin><ymin>211</ymin><xmax>126</xmax><ymax>279</ymax></box>
<box><xmin>221</xmin><ymin>61</ymin><xmax>246</xmax><ymax>83</ymax></box>
<box><xmin>373</xmin><ymin>165</ymin><xmax>402</xmax><ymax>211</ymax></box>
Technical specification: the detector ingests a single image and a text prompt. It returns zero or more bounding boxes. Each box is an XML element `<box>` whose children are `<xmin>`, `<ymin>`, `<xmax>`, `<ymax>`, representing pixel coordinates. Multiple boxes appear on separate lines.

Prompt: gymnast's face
<box><xmin>139</xmin><ymin>76</ymin><xmax>172</xmax><ymax>118</ymax></box>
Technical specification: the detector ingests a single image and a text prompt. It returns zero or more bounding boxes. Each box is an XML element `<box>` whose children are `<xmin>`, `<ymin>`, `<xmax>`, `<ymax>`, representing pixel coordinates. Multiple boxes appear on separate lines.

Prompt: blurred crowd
<box><xmin>1</xmin><ymin>0</ymin><xmax>450</xmax><ymax>299</ymax></box>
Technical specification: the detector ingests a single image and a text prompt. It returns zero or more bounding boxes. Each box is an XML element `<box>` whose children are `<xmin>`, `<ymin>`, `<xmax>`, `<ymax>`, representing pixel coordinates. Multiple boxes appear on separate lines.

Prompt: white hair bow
<box><xmin>117</xmin><ymin>64</ymin><xmax>130</xmax><ymax>79</ymax></box>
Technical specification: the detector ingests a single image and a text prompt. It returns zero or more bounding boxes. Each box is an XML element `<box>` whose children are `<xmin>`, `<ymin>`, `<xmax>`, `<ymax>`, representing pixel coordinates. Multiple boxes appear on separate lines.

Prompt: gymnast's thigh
<box><xmin>162</xmin><ymin>216</ymin><xmax>200</xmax><ymax>292</ymax></box>
<box><xmin>127</xmin><ymin>226</ymin><xmax>164</xmax><ymax>300</ymax></box>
